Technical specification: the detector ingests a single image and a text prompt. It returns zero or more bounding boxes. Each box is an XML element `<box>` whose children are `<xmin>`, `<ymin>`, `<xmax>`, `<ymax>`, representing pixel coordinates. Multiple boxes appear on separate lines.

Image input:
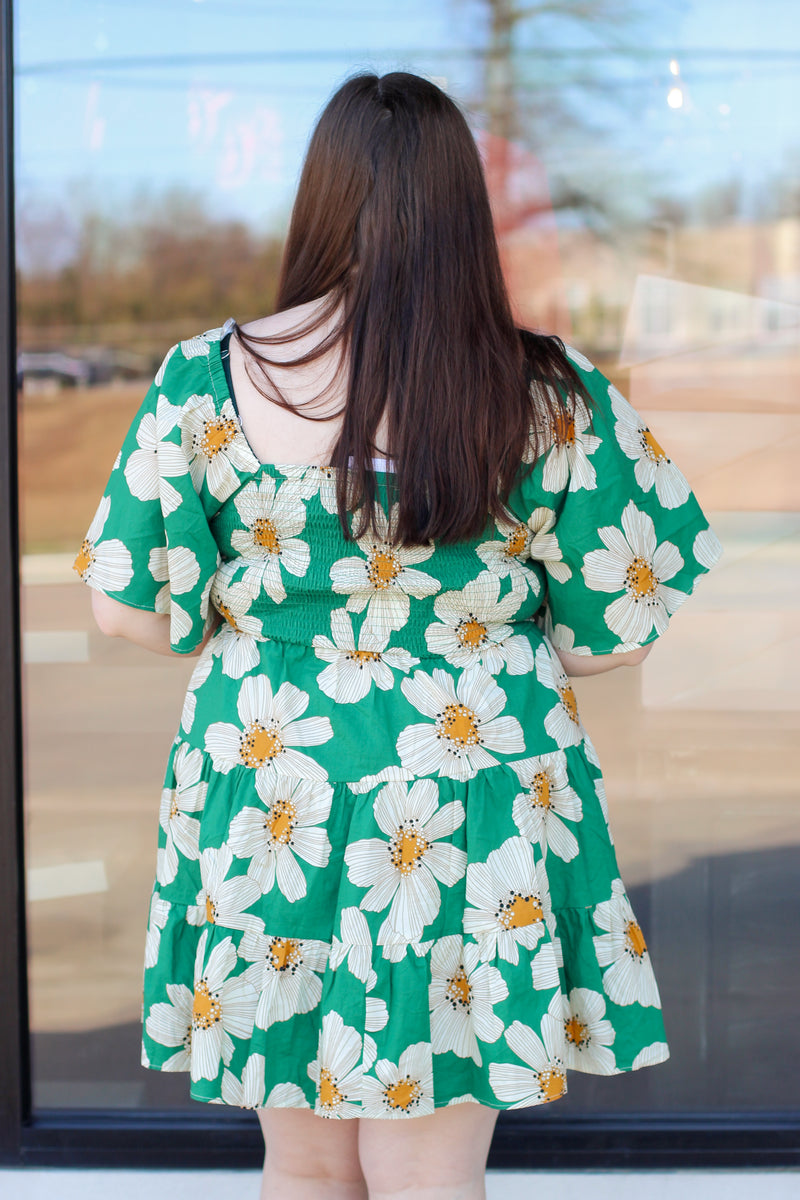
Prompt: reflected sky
<box><xmin>14</xmin><ymin>0</ymin><xmax>800</xmax><ymax>233</ymax></box>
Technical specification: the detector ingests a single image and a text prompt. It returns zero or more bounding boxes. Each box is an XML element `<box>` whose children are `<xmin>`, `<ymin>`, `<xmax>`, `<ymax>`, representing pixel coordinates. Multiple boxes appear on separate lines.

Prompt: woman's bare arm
<box><xmin>90</xmin><ymin>589</ymin><xmax>220</xmax><ymax>657</ymax></box>
<box><xmin>555</xmin><ymin>642</ymin><xmax>653</xmax><ymax>677</ymax></box>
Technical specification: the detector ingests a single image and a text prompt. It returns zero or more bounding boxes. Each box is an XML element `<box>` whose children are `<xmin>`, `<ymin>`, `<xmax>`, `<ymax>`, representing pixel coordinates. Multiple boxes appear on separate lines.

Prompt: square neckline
<box><xmin>211</xmin><ymin>321</ymin><xmax>395</xmax><ymax>476</ymax></box>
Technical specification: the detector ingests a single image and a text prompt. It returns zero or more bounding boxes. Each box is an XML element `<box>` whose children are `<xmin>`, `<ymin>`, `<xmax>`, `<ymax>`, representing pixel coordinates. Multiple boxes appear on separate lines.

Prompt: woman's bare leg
<box><xmin>358</xmin><ymin>1101</ymin><xmax>500</xmax><ymax>1200</ymax></box>
<box><xmin>257</xmin><ymin>1107</ymin><xmax>368</xmax><ymax>1200</ymax></box>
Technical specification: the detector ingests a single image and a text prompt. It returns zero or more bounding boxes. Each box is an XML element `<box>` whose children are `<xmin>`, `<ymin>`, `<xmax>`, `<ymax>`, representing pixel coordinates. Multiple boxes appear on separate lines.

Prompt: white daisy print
<box><xmin>204</xmin><ymin>675</ymin><xmax>333</xmax><ymax>784</ymax></box>
<box><xmin>180</xmin><ymin>321</ymin><xmax>231</xmax><ymax>360</ymax></box>
<box><xmin>361</xmin><ymin>1042</ymin><xmax>435</xmax><ymax>1118</ymax></box>
<box><xmin>308</xmin><ymin>1010</ymin><xmax>364</xmax><ymax>1119</ymax></box>
<box><xmin>543</xmin><ymin>619</ymin><xmax>592</xmax><ymax>658</ymax></box>
<box><xmin>144</xmin><ymin>980</ymin><xmax>193</xmax><ymax>1072</ymax></box>
<box><xmin>344</xmin><ymin>779</ymin><xmax>467</xmax><ymax>941</ymax></box>
<box><xmin>429</xmin><ymin>936</ymin><xmax>508</xmax><ymax>1066</ymax></box>
<box><xmin>346</xmin><ymin>765</ymin><xmax>415</xmax><ymax>795</ymax></box>
<box><xmin>181</xmin><ymin>392</ymin><xmax>260</xmax><ymax>502</ymax></box>
<box><xmin>630</xmin><ymin>1042</ymin><xmax>670</xmax><ymax>1069</ymax></box>
<box><xmin>530</xmin><ymin>938</ymin><xmax>562</xmax><ymax>991</ymax></box>
<box><xmin>228</xmin><ymin>774</ymin><xmax>333</xmax><ymax>903</ymax></box>
<box><xmin>180</xmin><ymin>645</ymin><xmax>214</xmax><ymax>734</ymax></box>
<box><xmin>73</xmin><ymin>495</ymin><xmax>133</xmax><ymax>593</ymax></box>
<box><xmin>526</xmin><ymin>507</ymin><xmax>572</xmax><ymax>583</ymax></box>
<box><xmin>180</xmin><ymin>335</ymin><xmax>212</xmax><ymax>359</ymax></box>
<box><xmin>220</xmin><ymin>1052</ymin><xmax>267</xmax><ymax>1108</ymax></box>
<box><xmin>561</xmin><ymin>988</ymin><xmax>616</xmax><ymax>1074</ymax></box>
<box><xmin>463</xmin><ymin>837</ymin><xmax>551</xmax><ymax>965</ymax></box>
<box><xmin>148</xmin><ymin>544</ymin><xmax>200</xmax><ymax>644</ymax></box>
<box><xmin>328</xmin><ymin>893</ymin><xmax>434</xmax><ymax>968</ymax></box>
<box><xmin>185</xmin><ymin>843</ymin><xmax>262</xmax><ymax>932</ymax></box>
<box><xmin>330</xmin><ymin>501</ymin><xmax>440</xmax><ymax>639</ymax></box>
<box><xmin>238</xmin><ymin>925</ymin><xmax>329</xmax><ymax>1029</ymax></box>
<box><xmin>156</xmin><ymin>743</ymin><xmax>207</xmax><ymax>886</ymax></box>
<box><xmin>397</xmin><ymin>666</ymin><xmax>525</xmax><ymax>781</ymax></box>
<box><xmin>144</xmin><ymin>891</ymin><xmax>170</xmax><ymax>969</ymax></box>
<box><xmin>475</xmin><ymin>514</ymin><xmax>537</xmax><ymax>595</ymax></box>
<box><xmin>541</xmin><ymin>394</ymin><xmax>601</xmax><ymax>494</ymax></box>
<box><xmin>424</xmin><ymin>571</ymin><xmax>534</xmax><ymax>675</ymax></box>
<box><xmin>329</xmin><ymin>906</ymin><xmax>374</xmax><ymax>984</ymax></box>
<box><xmin>124</xmin><ymin>393</ymin><xmax>186</xmax><ymax>514</ymax></box>
<box><xmin>564</xmin><ymin>344</ymin><xmax>595</xmax><ymax>372</ymax></box>
<box><xmin>535</xmin><ymin>642</ymin><xmax>585</xmax><ymax>749</ymax></box>
<box><xmin>364</xmin><ymin>978</ymin><xmax>389</xmax><ymax>1073</ymax></box>
<box><xmin>508</xmin><ymin>751</ymin><xmax>582</xmax><ymax>862</ymax></box>
<box><xmin>262</xmin><ymin>1081</ymin><xmax>312</xmax><ymax>1108</ymax></box>
<box><xmin>232</xmin><ymin>476</ymin><xmax>311</xmax><ymax>603</ymax></box>
<box><xmin>489</xmin><ymin>996</ymin><xmax>569</xmax><ymax>1106</ymax></box>
<box><xmin>594</xmin><ymin>776</ymin><xmax>614</xmax><ymax>845</ymax></box>
<box><xmin>209</xmin><ymin>569</ymin><xmax>265</xmax><ymax>679</ymax></box>
<box><xmin>294</xmin><ymin>464</ymin><xmax>338</xmax><ymax>513</ymax></box>
<box><xmin>582</xmin><ymin>500</ymin><xmax>688</xmax><ymax>644</ymax></box>
<box><xmin>693</xmin><ymin>526</ymin><xmax>723</xmax><ymax>570</ymax></box>
<box><xmin>190</xmin><ymin>927</ymin><xmax>259</xmax><ymax>1082</ymax></box>
<box><xmin>609</xmin><ymin>386</ymin><xmax>691</xmax><ymax>510</ymax></box>
<box><xmin>313</xmin><ymin>608</ymin><xmax>418</xmax><ymax>703</ymax></box>
<box><xmin>154</xmin><ymin>342</ymin><xmax>177</xmax><ymax>385</ymax></box>
<box><xmin>593</xmin><ymin>878</ymin><xmax>662</xmax><ymax>1007</ymax></box>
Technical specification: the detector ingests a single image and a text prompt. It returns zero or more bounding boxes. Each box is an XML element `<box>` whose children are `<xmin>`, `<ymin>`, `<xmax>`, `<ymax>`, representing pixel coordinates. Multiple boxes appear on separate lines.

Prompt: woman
<box><xmin>77</xmin><ymin>72</ymin><xmax>721</xmax><ymax>1199</ymax></box>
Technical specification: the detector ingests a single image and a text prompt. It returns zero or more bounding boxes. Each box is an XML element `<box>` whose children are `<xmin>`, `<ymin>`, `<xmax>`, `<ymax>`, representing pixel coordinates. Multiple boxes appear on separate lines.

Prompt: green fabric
<box><xmin>75</xmin><ymin>318</ymin><xmax>721</xmax><ymax>1116</ymax></box>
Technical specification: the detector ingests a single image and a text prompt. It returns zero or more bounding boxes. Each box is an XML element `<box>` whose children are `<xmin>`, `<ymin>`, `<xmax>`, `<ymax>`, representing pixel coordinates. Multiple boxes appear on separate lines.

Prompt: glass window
<box><xmin>16</xmin><ymin>0</ymin><xmax>799</xmax><ymax>1113</ymax></box>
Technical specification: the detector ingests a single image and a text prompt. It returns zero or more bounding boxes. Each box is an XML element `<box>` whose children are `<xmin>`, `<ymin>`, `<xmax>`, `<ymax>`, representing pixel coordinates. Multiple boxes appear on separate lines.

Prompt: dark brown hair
<box><xmin>233</xmin><ymin>71</ymin><xmax>591</xmax><ymax>546</ymax></box>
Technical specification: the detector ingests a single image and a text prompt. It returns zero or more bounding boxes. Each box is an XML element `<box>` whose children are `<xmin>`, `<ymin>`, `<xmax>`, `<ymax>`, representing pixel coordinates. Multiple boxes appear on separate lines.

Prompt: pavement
<box><xmin>1</xmin><ymin>1168</ymin><xmax>800</xmax><ymax>1200</ymax></box>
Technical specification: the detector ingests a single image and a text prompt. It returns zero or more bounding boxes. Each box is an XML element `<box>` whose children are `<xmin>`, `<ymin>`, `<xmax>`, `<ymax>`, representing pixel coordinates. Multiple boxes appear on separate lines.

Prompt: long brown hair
<box><xmin>233</xmin><ymin>71</ymin><xmax>591</xmax><ymax>546</ymax></box>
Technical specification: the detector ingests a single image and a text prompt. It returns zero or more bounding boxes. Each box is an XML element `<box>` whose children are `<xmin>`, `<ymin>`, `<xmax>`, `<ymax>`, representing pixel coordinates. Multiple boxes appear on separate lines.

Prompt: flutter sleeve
<box><xmin>508</xmin><ymin>347</ymin><xmax>723</xmax><ymax>657</ymax></box>
<box><xmin>73</xmin><ymin>344</ymin><xmax>221</xmax><ymax>654</ymax></box>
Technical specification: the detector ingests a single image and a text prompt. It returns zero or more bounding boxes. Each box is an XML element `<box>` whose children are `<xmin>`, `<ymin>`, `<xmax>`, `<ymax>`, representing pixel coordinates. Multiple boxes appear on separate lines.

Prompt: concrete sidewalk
<box><xmin>2</xmin><ymin>1169</ymin><xmax>800</xmax><ymax>1200</ymax></box>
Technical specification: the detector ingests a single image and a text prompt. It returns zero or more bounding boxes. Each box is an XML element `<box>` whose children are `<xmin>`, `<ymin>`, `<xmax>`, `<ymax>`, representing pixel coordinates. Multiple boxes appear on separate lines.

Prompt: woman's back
<box><xmin>229</xmin><ymin>297</ymin><xmax>393</xmax><ymax>469</ymax></box>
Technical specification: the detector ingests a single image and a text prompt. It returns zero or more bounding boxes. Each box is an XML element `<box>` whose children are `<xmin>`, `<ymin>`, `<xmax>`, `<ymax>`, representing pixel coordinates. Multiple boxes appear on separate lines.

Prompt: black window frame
<box><xmin>1</xmin><ymin>0</ymin><xmax>799</xmax><ymax>1169</ymax></box>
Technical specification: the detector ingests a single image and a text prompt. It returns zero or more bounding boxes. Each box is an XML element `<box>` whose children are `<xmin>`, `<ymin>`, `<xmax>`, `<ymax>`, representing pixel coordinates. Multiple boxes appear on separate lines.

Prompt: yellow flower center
<box><xmin>625</xmin><ymin>556</ymin><xmax>658</xmax><ymax>599</ymax></box>
<box><xmin>625</xmin><ymin>919</ymin><xmax>647</xmax><ymax>958</ymax></box>
<box><xmin>73</xmin><ymin>538</ymin><xmax>94</xmax><ymax>577</ymax></box>
<box><xmin>240</xmin><ymin>721</ymin><xmax>284</xmax><ymax>768</ymax></box>
<box><xmin>439</xmin><ymin>703</ymin><xmax>480</xmax><ymax>748</ymax></box>
<box><xmin>642</xmin><ymin>428</ymin><xmax>667</xmax><ymax>462</ymax></box>
<box><xmin>205</xmin><ymin>894</ymin><xmax>216</xmax><ymax>924</ymax></box>
<box><xmin>201</xmin><ymin>417</ymin><xmax>236</xmax><ymax>458</ymax></box>
<box><xmin>350</xmin><ymin>649</ymin><xmax>382</xmax><ymax>663</ymax></box>
<box><xmin>457</xmin><ymin>617</ymin><xmax>488</xmax><ymax>648</ymax></box>
<box><xmin>559</xmin><ymin>684</ymin><xmax>579</xmax><ymax>724</ymax></box>
<box><xmin>267</xmin><ymin>798</ymin><xmax>296</xmax><ymax>846</ymax></box>
<box><xmin>390</xmin><ymin>824</ymin><xmax>429</xmax><ymax>875</ymax></box>
<box><xmin>538</xmin><ymin>1066</ymin><xmax>567</xmax><ymax>1102</ymax></box>
<box><xmin>169</xmin><ymin>793</ymin><xmax>179</xmax><ymax>820</ymax></box>
<box><xmin>385</xmin><ymin>1076</ymin><xmax>423</xmax><ymax>1111</ymax></box>
<box><xmin>319</xmin><ymin>1067</ymin><xmax>343</xmax><ymax>1110</ymax></box>
<box><xmin>192</xmin><ymin>979</ymin><xmax>222</xmax><ymax>1030</ymax></box>
<box><xmin>217</xmin><ymin>600</ymin><xmax>239</xmax><ymax>630</ymax></box>
<box><xmin>269</xmin><ymin>937</ymin><xmax>301</xmax><ymax>972</ymax></box>
<box><xmin>445</xmin><ymin>966</ymin><xmax>472</xmax><ymax>1011</ymax></box>
<box><xmin>367</xmin><ymin>548</ymin><xmax>402</xmax><ymax>589</ymax></box>
<box><xmin>530</xmin><ymin>771</ymin><xmax>551</xmax><ymax>809</ymax></box>
<box><xmin>565</xmin><ymin>1016</ymin><xmax>589</xmax><ymax>1047</ymax></box>
<box><xmin>504</xmin><ymin>524</ymin><xmax>528</xmax><ymax>558</ymax></box>
<box><xmin>252</xmin><ymin>517</ymin><xmax>280</xmax><ymax>554</ymax></box>
<box><xmin>552</xmin><ymin>411</ymin><xmax>576</xmax><ymax>446</ymax></box>
<box><xmin>496</xmin><ymin>892</ymin><xmax>543</xmax><ymax>930</ymax></box>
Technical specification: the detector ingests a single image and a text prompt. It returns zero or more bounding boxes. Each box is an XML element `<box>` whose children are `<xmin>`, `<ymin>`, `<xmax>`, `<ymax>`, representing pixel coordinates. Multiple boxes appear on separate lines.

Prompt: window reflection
<box><xmin>16</xmin><ymin>0</ymin><xmax>799</xmax><ymax>1110</ymax></box>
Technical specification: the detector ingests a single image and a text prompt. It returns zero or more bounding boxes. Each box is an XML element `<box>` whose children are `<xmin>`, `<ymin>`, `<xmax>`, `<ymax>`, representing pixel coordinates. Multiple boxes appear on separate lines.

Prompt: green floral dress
<box><xmin>74</xmin><ymin>318</ymin><xmax>722</xmax><ymax>1117</ymax></box>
